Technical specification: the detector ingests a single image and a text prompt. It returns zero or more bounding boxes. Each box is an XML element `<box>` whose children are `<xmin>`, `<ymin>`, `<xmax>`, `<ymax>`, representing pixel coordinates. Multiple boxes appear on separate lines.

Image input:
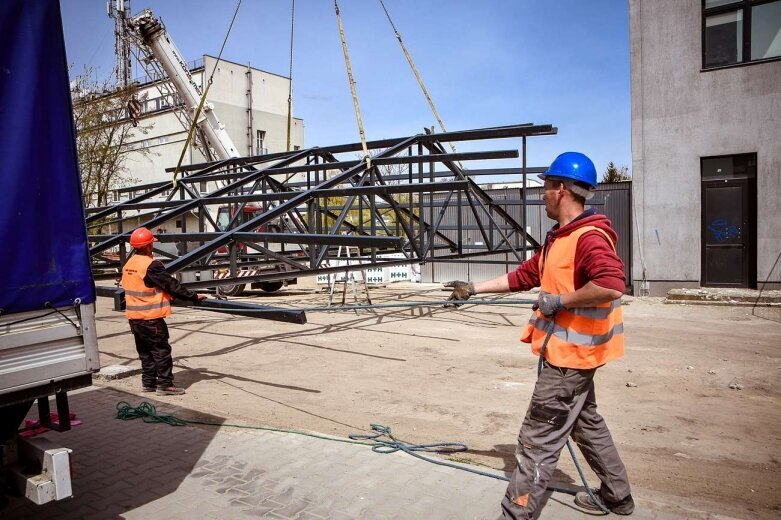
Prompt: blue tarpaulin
<box><xmin>0</xmin><ymin>0</ymin><xmax>96</xmax><ymax>314</ymax></box>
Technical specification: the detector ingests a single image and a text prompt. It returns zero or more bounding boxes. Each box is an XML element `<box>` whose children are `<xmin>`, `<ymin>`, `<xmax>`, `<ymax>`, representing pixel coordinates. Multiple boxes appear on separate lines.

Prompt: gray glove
<box><xmin>444</xmin><ymin>280</ymin><xmax>475</xmax><ymax>308</ymax></box>
<box><xmin>536</xmin><ymin>291</ymin><xmax>566</xmax><ymax>317</ymax></box>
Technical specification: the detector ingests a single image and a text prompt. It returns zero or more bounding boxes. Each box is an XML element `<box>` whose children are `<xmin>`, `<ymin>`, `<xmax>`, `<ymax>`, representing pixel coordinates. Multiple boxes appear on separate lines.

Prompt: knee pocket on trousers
<box><xmin>529</xmin><ymin>403</ymin><xmax>568</xmax><ymax>428</ymax></box>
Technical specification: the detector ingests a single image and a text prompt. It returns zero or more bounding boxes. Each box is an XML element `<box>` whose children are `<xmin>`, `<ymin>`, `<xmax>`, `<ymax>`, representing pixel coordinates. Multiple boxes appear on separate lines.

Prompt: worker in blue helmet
<box><xmin>445</xmin><ymin>151</ymin><xmax>634</xmax><ymax>517</ymax></box>
<box><xmin>538</xmin><ymin>151</ymin><xmax>598</xmax><ymax>203</ymax></box>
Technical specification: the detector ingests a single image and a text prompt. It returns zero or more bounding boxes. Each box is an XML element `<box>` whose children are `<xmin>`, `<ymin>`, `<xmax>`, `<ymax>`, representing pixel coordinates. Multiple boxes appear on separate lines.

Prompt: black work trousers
<box><xmin>129</xmin><ymin>318</ymin><xmax>173</xmax><ymax>389</ymax></box>
<box><xmin>500</xmin><ymin>360</ymin><xmax>631</xmax><ymax>519</ymax></box>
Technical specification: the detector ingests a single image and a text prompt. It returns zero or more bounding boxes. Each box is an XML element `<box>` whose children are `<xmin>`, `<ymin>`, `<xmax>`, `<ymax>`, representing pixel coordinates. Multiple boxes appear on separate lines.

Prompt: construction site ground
<box><xmin>90</xmin><ymin>279</ymin><xmax>780</xmax><ymax>519</ymax></box>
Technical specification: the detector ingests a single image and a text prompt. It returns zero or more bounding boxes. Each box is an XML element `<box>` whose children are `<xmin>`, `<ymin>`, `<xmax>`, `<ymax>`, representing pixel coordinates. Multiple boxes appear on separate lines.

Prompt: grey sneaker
<box><xmin>156</xmin><ymin>385</ymin><xmax>186</xmax><ymax>396</ymax></box>
<box><xmin>574</xmin><ymin>489</ymin><xmax>634</xmax><ymax>515</ymax></box>
<box><xmin>142</xmin><ymin>386</ymin><xmax>156</xmax><ymax>392</ymax></box>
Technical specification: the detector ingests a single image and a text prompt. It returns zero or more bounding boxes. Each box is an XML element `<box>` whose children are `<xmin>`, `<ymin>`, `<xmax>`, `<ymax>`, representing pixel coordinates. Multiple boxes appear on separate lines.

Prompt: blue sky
<box><xmin>61</xmin><ymin>0</ymin><xmax>630</xmax><ymax>178</ymax></box>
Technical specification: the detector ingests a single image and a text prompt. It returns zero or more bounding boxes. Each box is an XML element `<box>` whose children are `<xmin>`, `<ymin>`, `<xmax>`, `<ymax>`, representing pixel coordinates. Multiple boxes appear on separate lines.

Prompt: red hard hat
<box><xmin>129</xmin><ymin>227</ymin><xmax>157</xmax><ymax>248</ymax></box>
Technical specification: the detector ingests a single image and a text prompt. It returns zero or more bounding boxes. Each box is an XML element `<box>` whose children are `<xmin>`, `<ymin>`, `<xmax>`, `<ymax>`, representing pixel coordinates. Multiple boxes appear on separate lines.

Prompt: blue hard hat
<box><xmin>538</xmin><ymin>152</ymin><xmax>598</xmax><ymax>188</ymax></box>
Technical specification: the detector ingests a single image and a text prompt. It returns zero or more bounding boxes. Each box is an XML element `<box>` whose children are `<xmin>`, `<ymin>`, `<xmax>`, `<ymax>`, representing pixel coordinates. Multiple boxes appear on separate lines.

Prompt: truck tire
<box><xmin>217</xmin><ymin>283</ymin><xmax>246</xmax><ymax>297</ymax></box>
<box><xmin>259</xmin><ymin>281</ymin><xmax>284</xmax><ymax>293</ymax></box>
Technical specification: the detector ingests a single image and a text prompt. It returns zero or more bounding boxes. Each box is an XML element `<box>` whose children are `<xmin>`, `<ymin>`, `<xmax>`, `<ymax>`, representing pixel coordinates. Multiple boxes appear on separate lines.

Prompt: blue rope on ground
<box><xmin>348</xmin><ymin>423</ymin><xmax>510</xmax><ymax>481</ymax></box>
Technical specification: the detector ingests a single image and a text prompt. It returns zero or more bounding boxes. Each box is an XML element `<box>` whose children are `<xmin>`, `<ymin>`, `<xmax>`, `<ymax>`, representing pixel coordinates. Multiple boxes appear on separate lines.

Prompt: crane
<box><xmin>126</xmin><ymin>9</ymin><xmax>240</xmax><ymax>162</ymax></box>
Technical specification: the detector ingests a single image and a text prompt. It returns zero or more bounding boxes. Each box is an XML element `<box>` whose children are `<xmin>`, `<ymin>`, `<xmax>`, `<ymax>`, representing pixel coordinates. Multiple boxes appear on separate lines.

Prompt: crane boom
<box><xmin>127</xmin><ymin>9</ymin><xmax>240</xmax><ymax>160</ymax></box>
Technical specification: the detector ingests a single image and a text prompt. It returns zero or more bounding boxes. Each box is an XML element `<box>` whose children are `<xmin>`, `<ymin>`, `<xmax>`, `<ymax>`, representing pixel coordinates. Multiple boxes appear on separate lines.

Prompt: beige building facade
<box><xmin>121</xmin><ymin>55</ymin><xmax>304</xmax><ymax>190</ymax></box>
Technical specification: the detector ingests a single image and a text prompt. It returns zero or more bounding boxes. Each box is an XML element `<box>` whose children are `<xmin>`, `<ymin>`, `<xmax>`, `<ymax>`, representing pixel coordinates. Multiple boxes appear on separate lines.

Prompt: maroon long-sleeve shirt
<box><xmin>508</xmin><ymin>210</ymin><xmax>625</xmax><ymax>293</ymax></box>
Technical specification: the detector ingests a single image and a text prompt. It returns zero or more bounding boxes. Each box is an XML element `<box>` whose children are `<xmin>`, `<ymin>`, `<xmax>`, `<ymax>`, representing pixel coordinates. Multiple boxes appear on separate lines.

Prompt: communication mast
<box><xmin>108</xmin><ymin>0</ymin><xmax>133</xmax><ymax>88</ymax></box>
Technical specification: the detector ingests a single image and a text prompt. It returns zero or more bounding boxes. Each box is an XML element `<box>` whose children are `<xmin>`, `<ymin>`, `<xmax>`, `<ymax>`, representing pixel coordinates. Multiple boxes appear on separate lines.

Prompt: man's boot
<box><xmin>156</xmin><ymin>385</ymin><xmax>186</xmax><ymax>396</ymax></box>
<box><xmin>574</xmin><ymin>489</ymin><xmax>635</xmax><ymax>515</ymax></box>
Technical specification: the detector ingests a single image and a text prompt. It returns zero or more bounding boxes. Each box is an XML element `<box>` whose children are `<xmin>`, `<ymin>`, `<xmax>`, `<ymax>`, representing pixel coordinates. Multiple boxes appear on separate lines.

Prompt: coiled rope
<box><xmin>116</xmin><ymin>400</ymin><xmax>188</xmax><ymax>427</ymax></box>
<box><xmin>114</xmin><ymin>400</ymin><xmax>587</xmax><ymax>498</ymax></box>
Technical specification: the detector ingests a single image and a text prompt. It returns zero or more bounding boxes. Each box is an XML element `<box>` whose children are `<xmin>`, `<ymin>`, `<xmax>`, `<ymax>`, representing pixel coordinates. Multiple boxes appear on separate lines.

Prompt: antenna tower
<box><xmin>108</xmin><ymin>0</ymin><xmax>133</xmax><ymax>87</ymax></box>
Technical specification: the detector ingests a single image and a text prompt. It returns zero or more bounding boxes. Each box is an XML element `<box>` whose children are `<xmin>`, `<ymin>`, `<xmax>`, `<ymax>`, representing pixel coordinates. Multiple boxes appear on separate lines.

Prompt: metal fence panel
<box><xmin>422</xmin><ymin>181</ymin><xmax>632</xmax><ymax>288</ymax></box>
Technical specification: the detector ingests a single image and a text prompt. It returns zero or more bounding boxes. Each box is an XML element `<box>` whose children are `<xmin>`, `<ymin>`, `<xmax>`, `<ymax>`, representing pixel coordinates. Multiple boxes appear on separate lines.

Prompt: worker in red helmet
<box><xmin>121</xmin><ymin>227</ymin><xmax>208</xmax><ymax>396</ymax></box>
<box><xmin>446</xmin><ymin>152</ymin><xmax>633</xmax><ymax>517</ymax></box>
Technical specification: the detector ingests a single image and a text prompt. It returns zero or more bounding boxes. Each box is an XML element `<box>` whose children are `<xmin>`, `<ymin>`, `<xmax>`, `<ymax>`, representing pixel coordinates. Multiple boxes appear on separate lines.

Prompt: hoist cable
<box><xmin>334</xmin><ymin>0</ymin><xmax>371</xmax><ymax>170</ymax></box>
<box><xmin>378</xmin><ymin>0</ymin><xmax>461</xmax><ymax>168</ymax></box>
<box><xmin>172</xmin><ymin>0</ymin><xmax>243</xmax><ymax>189</ymax></box>
<box><xmin>286</xmin><ymin>0</ymin><xmax>296</xmax><ymax>152</ymax></box>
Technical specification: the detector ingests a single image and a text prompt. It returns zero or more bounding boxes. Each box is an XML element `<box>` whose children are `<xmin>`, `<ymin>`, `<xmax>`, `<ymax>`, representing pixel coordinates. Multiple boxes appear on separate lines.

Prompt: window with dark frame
<box><xmin>256</xmin><ymin>130</ymin><xmax>266</xmax><ymax>155</ymax></box>
<box><xmin>703</xmin><ymin>0</ymin><xmax>781</xmax><ymax>69</ymax></box>
<box><xmin>701</xmin><ymin>153</ymin><xmax>757</xmax><ymax>179</ymax></box>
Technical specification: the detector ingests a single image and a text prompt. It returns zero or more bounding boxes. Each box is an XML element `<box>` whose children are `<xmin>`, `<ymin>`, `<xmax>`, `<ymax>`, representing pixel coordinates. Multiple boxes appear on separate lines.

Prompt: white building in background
<box><xmin>121</xmin><ymin>54</ymin><xmax>304</xmax><ymax>189</ymax></box>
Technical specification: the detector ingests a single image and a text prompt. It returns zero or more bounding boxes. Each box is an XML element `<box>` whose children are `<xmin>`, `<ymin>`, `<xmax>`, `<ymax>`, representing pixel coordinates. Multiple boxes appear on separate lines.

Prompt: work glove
<box><xmin>536</xmin><ymin>291</ymin><xmax>566</xmax><ymax>317</ymax></box>
<box><xmin>444</xmin><ymin>280</ymin><xmax>475</xmax><ymax>308</ymax></box>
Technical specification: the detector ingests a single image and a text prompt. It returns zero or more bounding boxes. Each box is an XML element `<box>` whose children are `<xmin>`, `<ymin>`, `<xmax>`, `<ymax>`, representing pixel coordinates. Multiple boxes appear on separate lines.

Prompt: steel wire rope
<box><xmin>280</xmin><ymin>0</ymin><xmax>302</xmax><ymax>185</ymax></box>
<box><xmin>171</xmin><ymin>0</ymin><xmax>244</xmax><ymax>189</ymax></box>
<box><xmin>113</xmin><ymin>400</ymin><xmax>583</xmax><ymax>496</ymax></box>
<box><xmin>187</xmin><ymin>297</ymin><xmax>538</xmax><ymax>314</ymax></box>
<box><xmin>286</xmin><ymin>0</ymin><xmax>295</xmax><ymax>153</ymax></box>
<box><xmin>113</xmin><ymin>311</ymin><xmax>610</xmax><ymax>507</ymax></box>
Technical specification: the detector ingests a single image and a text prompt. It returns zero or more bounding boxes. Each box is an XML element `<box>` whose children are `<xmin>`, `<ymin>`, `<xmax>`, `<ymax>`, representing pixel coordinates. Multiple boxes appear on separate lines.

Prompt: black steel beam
<box><xmin>165</xmin><ymin>136</ymin><xmax>419</xmax><ymax>272</ymax></box>
<box><xmin>197</xmin><ymin>299</ymin><xmax>306</xmax><ymax>324</ymax></box>
<box><xmin>89</xmin><ymin>149</ymin><xmax>312</xmax><ymax>256</ymax></box>
<box><xmin>86</xmin><ymin>158</ymin><xmax>233</xmax><ymax>223</ymax></box>
<box><xmin>88</xmin><ymin>123</ymin><xmax>560</xmax><ymax>297</ymax></box>
<box><xmin>100</xmin><ymin>166</ymin><xmax>548</xmax><ymax>201</ymax></box>
<box><xmin>86</xmin><ymin>181</ymin><xmax>471</xmax><ymax>213</ymax></box>
<box><xmin>425</xmin><ymin>140</ymin><xmax>540</xmax><ymax>252</ymax></box>
<box><xmin>166</xmin><ymin>124</ymin><xmax>554</xmax><ymax>174</ymax></box>
<box><xmin>323</xmin><ymin>124</ymin><xmax>555</xmax><ymax>154</ymax></box>
<box><xmin>233</xmin><ymin>233</ymin><xmax>401</xmax><ymax>248</ymax></box>
<box><xmin>89</xmin><ymin>232</ymin><xmax>403</xmax><ymax>247</ymax></box>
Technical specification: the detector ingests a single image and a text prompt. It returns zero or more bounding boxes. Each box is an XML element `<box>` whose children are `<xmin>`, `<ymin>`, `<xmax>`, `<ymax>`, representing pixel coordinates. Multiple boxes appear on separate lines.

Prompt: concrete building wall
<box><xmin>630</xmin><ymin>0</ymin><xmax>781</xmax><ymax>295</ymax></box>
<box><xmin>203</xmin><ymin>57</ymin><xmax>304</xmax><ymax>156</ymax></box>
<box><xmin>120</xmin><ymin>56</ymin><xmax>304</xmax><ymax>189</ymax></box>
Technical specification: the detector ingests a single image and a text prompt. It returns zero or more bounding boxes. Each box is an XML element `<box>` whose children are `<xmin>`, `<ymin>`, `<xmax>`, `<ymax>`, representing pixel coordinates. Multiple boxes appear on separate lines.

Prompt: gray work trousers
<box><xmin>500</xmin><ymin>360</ymin><xmax>631</xmax><ymax>519</ymax></box>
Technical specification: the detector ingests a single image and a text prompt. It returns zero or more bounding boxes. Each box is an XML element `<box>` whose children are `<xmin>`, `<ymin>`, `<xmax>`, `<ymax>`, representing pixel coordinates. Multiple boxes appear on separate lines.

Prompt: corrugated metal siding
<box><xmin>422</xmin><ymin>181</ymin><xmax>632</xmax><ymax>287</ymax></box>
<box><xmin>0</xmin><ymin>304</ymin><xmax>99</xmax><ymax>394</ymax></box>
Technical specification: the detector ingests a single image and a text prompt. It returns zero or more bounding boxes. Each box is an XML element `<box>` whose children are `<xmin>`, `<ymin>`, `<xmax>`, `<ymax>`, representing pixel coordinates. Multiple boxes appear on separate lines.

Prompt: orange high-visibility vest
<box><xmin>121</xmin><ymin>254</ymin><xmax>172</xmax><ymax>320</ymax></box>
<box><xmin>521</xmin><ymin>226</ymin><xmax>624</xmax><ymax>369</ymax></box>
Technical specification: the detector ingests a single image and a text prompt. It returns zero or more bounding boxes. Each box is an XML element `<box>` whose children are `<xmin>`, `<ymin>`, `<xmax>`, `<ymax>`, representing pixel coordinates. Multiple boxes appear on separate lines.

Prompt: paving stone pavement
<box><xmin>4</xmin><ymin>387</ymin><xmax>687</xmax><ymax>519</ymax></box>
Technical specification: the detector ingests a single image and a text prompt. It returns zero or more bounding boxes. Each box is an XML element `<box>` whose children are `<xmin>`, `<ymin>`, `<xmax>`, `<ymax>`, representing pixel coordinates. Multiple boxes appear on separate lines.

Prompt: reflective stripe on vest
<box><xmin>521</xmin><ymin>225</ymin><xmax>624</xmax><ymax>369</ymax></box>
<box><xmin>121</xmin><ymin>254</ymin><xmax>172</xmax><ymax>320</ymax></box>
<box><xmin>125</xmin><ymin>300</ymin><xmax>172</xmax><ymax>312</ymax></box>
<box><xmin>124</xmin><ymin>289</ymin><xmax>158</xmax><ymax>297</ymax></box>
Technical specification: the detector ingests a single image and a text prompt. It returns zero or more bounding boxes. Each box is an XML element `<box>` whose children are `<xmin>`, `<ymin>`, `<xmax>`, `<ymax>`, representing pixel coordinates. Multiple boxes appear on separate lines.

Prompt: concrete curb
<box><xmin>665</xmin><ymin>288</ymin><xmax>781</xmax><ymax>306</ymax></box>
<box><xmin>94</xmin><ymin>364</ymin><xmax>142</xmax><ymax>381</ymax></box>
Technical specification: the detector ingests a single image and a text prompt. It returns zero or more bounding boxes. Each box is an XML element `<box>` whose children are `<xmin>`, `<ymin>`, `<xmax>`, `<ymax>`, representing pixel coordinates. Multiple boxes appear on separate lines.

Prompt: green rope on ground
<box><xmin>115</xmin><ymin>401</ymin><xmax>374</xmax><ymax>446</ymax></box>
<box><xmin>115</xmin><ymin>401</ymin><xmax>188</xmax><ymax>427</ymax></box>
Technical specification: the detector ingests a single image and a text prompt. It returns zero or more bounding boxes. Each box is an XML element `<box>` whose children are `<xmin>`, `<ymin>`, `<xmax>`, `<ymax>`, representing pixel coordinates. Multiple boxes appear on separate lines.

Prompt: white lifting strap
<box><xmin>334</xmin><ymin>0</ymin><xmax>371</xmax><ymax>170</ymax></box>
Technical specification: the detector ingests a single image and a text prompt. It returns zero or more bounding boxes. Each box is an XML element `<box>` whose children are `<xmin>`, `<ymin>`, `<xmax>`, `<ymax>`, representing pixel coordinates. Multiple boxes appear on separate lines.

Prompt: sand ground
<box><xmin>93</xmin><ymin>280</ymin><xmax>781</xmax><ymax>519</ymax></box>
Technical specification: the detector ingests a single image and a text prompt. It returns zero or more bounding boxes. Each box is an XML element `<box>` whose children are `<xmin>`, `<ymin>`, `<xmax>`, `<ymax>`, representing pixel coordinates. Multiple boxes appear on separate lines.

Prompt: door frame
<box><xmin>700</xmin><ymin>154</ymin><xmax>757</xmax><ymax>289</ymax></box>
